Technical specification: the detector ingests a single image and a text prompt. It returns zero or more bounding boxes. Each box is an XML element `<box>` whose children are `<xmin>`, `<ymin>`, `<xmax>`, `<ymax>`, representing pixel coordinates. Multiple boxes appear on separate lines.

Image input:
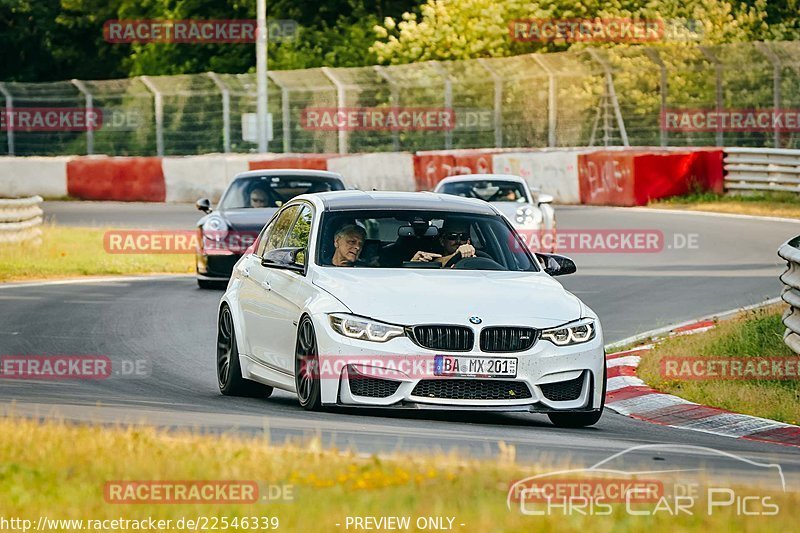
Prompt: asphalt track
<box><xmin>2</xmin><ymin>201</ymin><xmax>798</xmax><ymax>489</ymax></box>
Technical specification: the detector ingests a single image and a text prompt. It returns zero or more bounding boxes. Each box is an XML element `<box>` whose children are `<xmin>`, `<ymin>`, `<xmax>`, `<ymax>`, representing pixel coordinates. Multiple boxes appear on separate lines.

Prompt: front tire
<box><xmin>547</xmin><ymin>362</ymin><xmax>606</xmax><ymax>428</ymax></box>
<box><xmin>295</xmin><ymin>316</ymin><xmax>322</xmax><ymax>411</ymax></box>
<box><xmin>217</xmin><ymin>305</ymin><xmax>273</xmax><ymax>398</ymax></box>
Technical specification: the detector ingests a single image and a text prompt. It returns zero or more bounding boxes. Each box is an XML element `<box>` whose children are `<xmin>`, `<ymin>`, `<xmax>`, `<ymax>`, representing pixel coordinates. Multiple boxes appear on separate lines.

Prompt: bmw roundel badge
<box><xmin>469</xmin><ymin>316</ymin><xmax>482</xmax><ymax>325</ymax></box>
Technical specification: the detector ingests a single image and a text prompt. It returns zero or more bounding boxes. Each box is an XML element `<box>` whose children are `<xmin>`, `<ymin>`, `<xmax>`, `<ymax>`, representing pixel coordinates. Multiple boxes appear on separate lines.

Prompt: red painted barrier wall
<box><xmin>248</xmin><ymin>155</ymin><xmax>335</xmax><ymax>171</ymax></box>
<box><xmin>413</xmin><ymin>150</ymin><xmax>495</xmax><ymax>190</ymax></box>
<box><xmin>578</xmin><ymin>149</ymin><xmax>724</xmax><ymax>206</ymax></box>
<box><xmin>67</xmin><ymin>157</ymin><xmax>165</xmax><ymax>202</ymax></box>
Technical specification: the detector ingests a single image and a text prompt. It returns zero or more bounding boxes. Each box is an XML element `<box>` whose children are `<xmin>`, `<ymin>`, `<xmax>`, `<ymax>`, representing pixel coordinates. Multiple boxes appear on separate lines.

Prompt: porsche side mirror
<box><xmin>538</xmin><ymin>193</ymin><xmax>554</xmax><ymax>205</ymax></box>
<box><xmin>536</xmin><ymin>253</ymin><xmax>576</xmax><ymax>276</ymax></box>
<box><xmin>196</xmin><ymin>198</ymin><xmax>212</xmax><ymax>213</ymax></box>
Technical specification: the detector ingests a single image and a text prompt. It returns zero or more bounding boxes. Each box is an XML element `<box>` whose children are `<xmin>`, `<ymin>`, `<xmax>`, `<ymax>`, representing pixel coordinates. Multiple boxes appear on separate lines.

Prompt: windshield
<box><xmin>218</xmin><ymin>175</ymin><xmax>344</xmax><ymax>209</ymax></box>
<box><xmin>438</xmin><ymin>180</ymin><xmax>528</xmax><ymax>203</ymax></box>
<box><xmin>316</xmin><ymin>210</ymin><xmax>539</xmax><ymax>271</ymax></box>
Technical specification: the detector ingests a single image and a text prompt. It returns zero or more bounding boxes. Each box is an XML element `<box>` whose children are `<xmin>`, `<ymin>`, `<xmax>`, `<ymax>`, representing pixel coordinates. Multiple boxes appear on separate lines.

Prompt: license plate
<box><xmin>434</xmin><ymin>355</ymin><xmax>517</xmax><ymax>378</ymax></box>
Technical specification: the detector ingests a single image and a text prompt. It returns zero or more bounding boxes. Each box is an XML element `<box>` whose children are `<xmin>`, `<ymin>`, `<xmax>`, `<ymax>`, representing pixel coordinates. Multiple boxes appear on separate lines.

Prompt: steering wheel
<box><xmin>453</xmin><ymin>256</ymin><xmax>505</xmax><ymax>270</ymax></box>
<box><xmin>443</xmin><ymin>249</ymin><xmax>492</xmax><ymax>268</ymax></box>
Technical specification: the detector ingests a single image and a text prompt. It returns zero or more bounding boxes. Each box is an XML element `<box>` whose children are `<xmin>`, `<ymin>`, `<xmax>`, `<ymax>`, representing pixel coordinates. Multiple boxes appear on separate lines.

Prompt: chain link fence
<box><xmin>1</xmin><ymin>41</ymin><xmax>799</xmax><ymax>156</ymax></box>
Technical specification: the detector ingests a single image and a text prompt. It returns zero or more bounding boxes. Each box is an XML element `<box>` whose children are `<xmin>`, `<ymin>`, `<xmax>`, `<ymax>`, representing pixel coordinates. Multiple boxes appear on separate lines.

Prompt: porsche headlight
<box><xmin>329</xmin><ymin>313</ymin><xmax>405</xmax><ymax>343</ymax></box>
<box><xmin>202</xmin><ymin>216</ymin><xmax>228</xmax><ymax>241</ymax></box>
<box><xmin>541</xmin><ymin>318</ymin><xmax>596</xmax><ymax>346</ymax></box>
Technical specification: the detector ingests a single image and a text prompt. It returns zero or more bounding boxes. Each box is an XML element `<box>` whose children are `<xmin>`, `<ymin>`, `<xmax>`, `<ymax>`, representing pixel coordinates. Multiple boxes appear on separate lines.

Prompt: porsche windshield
<box><xmin>219</xmin><ymin>175</ymin><xmax>344</xmax><ymax>209</ymax></box>
<box><xmin>317</xmin><ymin>210</ymin><xmax>539</xmax><ymax>271</ymax></box>
<box><xmin>438</xmin><ymin>180</ymin><xmax>528</xmax><ymax>202</ymax></box>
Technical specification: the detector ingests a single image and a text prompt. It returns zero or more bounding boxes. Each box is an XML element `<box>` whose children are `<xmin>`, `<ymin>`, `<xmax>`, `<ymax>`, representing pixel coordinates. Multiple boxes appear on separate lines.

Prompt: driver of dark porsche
<box><xmin>411</xmin><ymin>220</ymin><xmax>476</xmax><ymax>265</ymax></box>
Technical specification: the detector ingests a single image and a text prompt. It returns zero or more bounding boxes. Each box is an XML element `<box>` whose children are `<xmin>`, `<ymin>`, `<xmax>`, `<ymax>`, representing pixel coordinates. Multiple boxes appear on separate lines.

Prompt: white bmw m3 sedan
<box><xmin>216</xmin><ymin>190</ymin><xmax>606</xmax><ymax>427</ymax></box>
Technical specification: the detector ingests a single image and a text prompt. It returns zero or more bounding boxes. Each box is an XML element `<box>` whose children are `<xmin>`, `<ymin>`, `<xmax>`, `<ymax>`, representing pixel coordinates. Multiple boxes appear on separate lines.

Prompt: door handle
<box><xmin>260</xmin><ymin>280</ymin><xmax>271</xmax><ymax>291</ymax></box>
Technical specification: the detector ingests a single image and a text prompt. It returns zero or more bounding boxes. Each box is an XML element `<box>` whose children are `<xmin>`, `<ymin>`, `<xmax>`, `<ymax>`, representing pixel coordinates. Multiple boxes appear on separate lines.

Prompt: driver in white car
<box><xmin>411</xmin><ymin>220</ymin><xmax>476</xmax><ymax>266</ymax></box>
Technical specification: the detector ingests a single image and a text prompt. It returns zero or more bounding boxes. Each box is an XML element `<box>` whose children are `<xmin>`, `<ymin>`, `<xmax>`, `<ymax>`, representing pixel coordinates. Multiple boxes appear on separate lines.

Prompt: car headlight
<box><xmin>329</xmin><ymin>313</ymin><xmax>405</xmax><ymax>343</ymax></box>
<box><xmin>540</xmin><ymin>318</ymin><xmax>596</xmax><ymax>346</ymax></box>
<box><xmin>202</xmin><ymin>216</ymin><xmax>228</xmax><ymax>241</ymax></box>
<box><xmin>515</xmin><ymin>206</ymin><xmax>541</xmax><ymax>226</ymax></box>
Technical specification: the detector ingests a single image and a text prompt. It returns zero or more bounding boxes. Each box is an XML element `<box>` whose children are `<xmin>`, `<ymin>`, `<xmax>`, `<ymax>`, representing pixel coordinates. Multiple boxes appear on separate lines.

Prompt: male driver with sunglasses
<box><xmin>410</xmin><ymin>220</ymin><xmax>476</xmax><ymax>266</ymax></box>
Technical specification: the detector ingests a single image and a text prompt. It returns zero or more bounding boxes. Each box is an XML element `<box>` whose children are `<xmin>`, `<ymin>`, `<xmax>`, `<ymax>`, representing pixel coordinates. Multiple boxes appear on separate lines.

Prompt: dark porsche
<box><xmin>195</xmin><ymin>169</ymin><xmax>346</xmax><ymax>288</ymax></box>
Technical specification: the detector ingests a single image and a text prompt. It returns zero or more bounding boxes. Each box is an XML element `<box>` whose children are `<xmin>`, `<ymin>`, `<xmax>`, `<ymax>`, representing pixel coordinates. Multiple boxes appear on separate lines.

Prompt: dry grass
<box><xmin>0</xmin><ymin>417</ymin><xmax>797</xmax><ymax>531</ymax></box>
<box><xmin>0</xmin><ymin>224</ymin><xmax>193</xmax><ymax>282</ymax></box>
<box><xmin>649</xmin><ymin>191</ymin><xmax>800</xmax><ymax>219</ymax></box>
<box><xmin>638</xmin><ymin>305</ymin><xmax>800</xmax><ymax>424</ymax></box>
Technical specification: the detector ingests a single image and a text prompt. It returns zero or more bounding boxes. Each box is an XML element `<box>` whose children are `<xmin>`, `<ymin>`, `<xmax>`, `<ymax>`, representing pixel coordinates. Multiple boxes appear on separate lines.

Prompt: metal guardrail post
<box><xmin>531</xmin><ymin>56</ymin><xmax>557</xmax><ymax>148</ymax></box>
<box><xmin>477</xmin><ymin>59</ymin><xmax>504</xmax><ymax>149</ymax></box>
<box><xmin>0</xmin><ymin>82</ymin><xmax>15</xmax><ymax>155</ymax></box>
<box><xmin>756</xmin><ymin>43</ymin><xmax>783</xmax><ymax>148</ymax></box>
<box><xmin>644</xmin><ymin>49</ymin><xmax>668</xmax><ymax>147</ymax></box>
<box><xmin>321</xmin><ymin>67</ymin><xmax>348</xmax><ymax>155</ymax></box>
<box><xmin>778</xmin><ymin>236</ymin><xmax>800</xmax><ymax>354</ymax></box>
<box><xmin>430</xmin><ymin>61</ymin><xmax>453</xmax><ymax>150</ymax></box>
<box><xmin>268</xmin><ymin>72</ymin><xmax>292</xmax><ymax>153</ymax></box>
<box><xmin>207</xmin><ymin>73</ymin><xmax>231</xmax><ymax>153</ymax></box>
<box><xmin>699</xmin><ymin>47</ymin><xmax>724</xmax><ymax>148</ymax></box>
<box><xmin>71</xmin><ymin>79</ymin><xmax>95</xmax><ymax>155</ymax></box>
<box><xmin>140</xmin><ymin>76</ymin><xmax>165</xmax><ymax>156</ymax></box>
<box><xmin>374</xmin><ymin>66</ymin><xmax>400</xmax><ymax>152</ymax></box>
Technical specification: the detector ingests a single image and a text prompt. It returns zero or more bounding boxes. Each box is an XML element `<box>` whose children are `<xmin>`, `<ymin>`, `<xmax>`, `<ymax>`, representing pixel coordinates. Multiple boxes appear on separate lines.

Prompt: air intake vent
<box><xmin>540</xmin><ymin>374</ymin><xmax>585</xmax><ymax>402</ymax></box>
<box><xmin>411</xmin><ymin>379</ymin><xmax>531</xmax><ymax>400</ymax></box>
<box><xmin>411</xmin><ymin>325</ymin><xmax>474</xmax><ymax>352</ymax></box>
<box><xmin>480</xmin><ymin>327</ymin><xmax>538</xmax><ymax>353</ymax></box>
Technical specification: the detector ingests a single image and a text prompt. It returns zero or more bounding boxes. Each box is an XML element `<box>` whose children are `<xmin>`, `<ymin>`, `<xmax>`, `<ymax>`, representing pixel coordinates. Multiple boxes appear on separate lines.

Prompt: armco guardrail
<box><xmin>0</xmin><ymin>196</ymin><xmax>43</xmax><ymax>244</ymax></box>
<box><xmin>779</xmin><ymin>235</ymin><xmax>800</xmax><ymax>354</ymax></box>
<box><xmin>724</xmin><ymin>148</ymin><xmax>800</xmax><ymax>193</ymax></box>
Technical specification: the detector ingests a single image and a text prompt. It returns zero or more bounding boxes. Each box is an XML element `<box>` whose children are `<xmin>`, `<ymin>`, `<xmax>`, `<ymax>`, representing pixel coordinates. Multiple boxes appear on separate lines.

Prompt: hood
<box><xmin>222</xmin><ymin>208</ymin><xmax>278</xmax><ymax>230</ymax></box>
<box><xmin>311</xmin><ymin>268</ymin><xmax>582</xmax><ymax>327</ymax></box>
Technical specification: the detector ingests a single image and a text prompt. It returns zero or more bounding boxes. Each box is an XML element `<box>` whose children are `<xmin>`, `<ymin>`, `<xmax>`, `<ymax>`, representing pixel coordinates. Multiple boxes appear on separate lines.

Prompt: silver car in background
<box><xmin>434</xmin><ymin>174</ymin><xmax>556</xmax><ymax>238</ymax></box>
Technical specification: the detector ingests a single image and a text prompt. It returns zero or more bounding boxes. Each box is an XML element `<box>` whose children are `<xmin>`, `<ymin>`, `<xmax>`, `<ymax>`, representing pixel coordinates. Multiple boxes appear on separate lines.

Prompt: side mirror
<box><xmin>262</xmin><ymin>247</ymin><xmax>305</xmax><ymax>272</ymax></box>
<box><xmin>196</xmin><ymin>198</ymin><xmax>212</xmax><ymax>213</ymax></box>
<box><xmin>536</xmin><ymin>253</ymin><xmax>576</xmax><ymax>276</ymax></box>
<box><xmin>538</xmin><ymin>193</ymin><xmax>554</xmax><ymax>205</ymax></box>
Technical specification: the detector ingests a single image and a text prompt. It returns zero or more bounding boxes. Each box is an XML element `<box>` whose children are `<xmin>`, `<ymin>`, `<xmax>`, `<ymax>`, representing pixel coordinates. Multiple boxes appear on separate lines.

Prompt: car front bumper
<box><xmin>313</xmin><ymin>315</ymin><xmax>605</xmax><ymax>412</ymax></box>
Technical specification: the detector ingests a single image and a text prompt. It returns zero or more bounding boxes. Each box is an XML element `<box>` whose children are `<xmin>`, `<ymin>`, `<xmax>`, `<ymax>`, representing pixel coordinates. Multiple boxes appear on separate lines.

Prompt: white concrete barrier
<box><xmin>326</xmin><ymin>152</ymin><xmax>415</xmax><ymax>191</ymax></box>
<box><xmin>162</xmin><ymin>154</ymin><xmax>252</xmax><ymax>203</ymax></box>
<box><xmin>492</xmin><ymin>149</ymin><xmax>586</xmax><ymax>203</ymax></box>
<box><xmin>0</xmin><ymin>157</ymin><xmax>70</xmax><ymax>198</ymax></box>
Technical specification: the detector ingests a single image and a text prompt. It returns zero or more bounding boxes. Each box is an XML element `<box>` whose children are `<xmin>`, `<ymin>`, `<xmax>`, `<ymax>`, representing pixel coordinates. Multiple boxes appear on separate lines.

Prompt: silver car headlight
<box><xmin>329</xmin><ymin>313</ymin><xmax>405</xmax><ymax>343</ymax></box>
<box><xmin>540</xmin><ymin>318</ymin><xmax>596</xmax><ymax>346</ymax></box>
<box><xmin>202</xmin><ymin>216</ymin><xmax>228</xmax><ymax>241</ymax></box>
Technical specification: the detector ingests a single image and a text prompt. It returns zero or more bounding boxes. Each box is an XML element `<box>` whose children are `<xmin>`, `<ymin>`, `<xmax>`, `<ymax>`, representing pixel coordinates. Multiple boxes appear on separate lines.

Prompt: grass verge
<box><xmin>0</xmin><ymin>417</ymin><xmax>797</xmax><ymax>531</ymax></box>
<box><xmin>638</xmin><ymin>305</ymin><xmax>800</xmax><ymax>424</ymax></box>
<box><xmin>649</xmin><ymin>191</ymin><xmax>800</xmax><ymax>219</ymax></box>
<box><xmin>0</xmin><ymin>225</ymin><xmax>193</xmax><ymax>282</ymax></box>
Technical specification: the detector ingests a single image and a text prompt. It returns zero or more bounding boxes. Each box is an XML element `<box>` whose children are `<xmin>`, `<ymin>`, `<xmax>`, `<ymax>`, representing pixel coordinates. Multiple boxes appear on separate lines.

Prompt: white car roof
<box><xmin>434</xmin><ymin>174</ymin><xmax>528</xmax><ymax>188</ymax></box>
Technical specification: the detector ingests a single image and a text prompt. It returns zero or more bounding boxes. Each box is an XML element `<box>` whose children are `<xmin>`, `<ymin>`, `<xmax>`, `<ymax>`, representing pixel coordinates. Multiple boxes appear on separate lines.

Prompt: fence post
<box><xmin>268</xmin><ymin>73</ymin><xmax>292</xmax><ymax>153</ymax></box>
<box><xmin>756</xmin><ymin>42</ymin><xmax>783</xmax><ymax>148</ymax></box>
<box><xmin>0</xmin><ymin>83</ymin><xmax>15</xmax><ymax>155</ymax></box>
<box><xmin>532</xmin><ymin>55</ymin><xmax>557</xmax><ymax>148</ymax></box>
<box><xmin>478</xmin><ymin>59</ymin><xmax>504</xmax><ymax>148</ymax></box>
<box><xmin>321</xmin><ymin>67</ymin><xmax>348</xmax><ymax>155</ymax></box>
<box><xmin>374</xmin><ymin>66</ymin><xmax>400</xmax><ymax>152</ymax></box>
<box><xmin>588</xmin><ymin>49</ymin><xmax>629</xmax><ymax>147</ymax></box>
<box><xmin>700</xmin><ymin>47</ymin><xmax>723</xmax><ymax>148</ymax></box>
<box><xmin>140</xmin><ymin>76</ymin><xmax>164</xmax><ymax>156</ymax></box>
<box><xmin>70</xmin><ymin>80</ymin><xmax>94</xmax><ymax>155</ymax></box>
<box><xmin>431</xmin><ymin>61</ymin><xmax>453</xmax><ymax>150</ymax></box>
<box><xmin>207</xmin><ymin>72</ymin><xmax>231</xmax><ymax>154</ymax></box>
<box><xmin>644</xmin><ymin>48</ymin><xmax>668</xmax><ymax>147</ymax></box>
